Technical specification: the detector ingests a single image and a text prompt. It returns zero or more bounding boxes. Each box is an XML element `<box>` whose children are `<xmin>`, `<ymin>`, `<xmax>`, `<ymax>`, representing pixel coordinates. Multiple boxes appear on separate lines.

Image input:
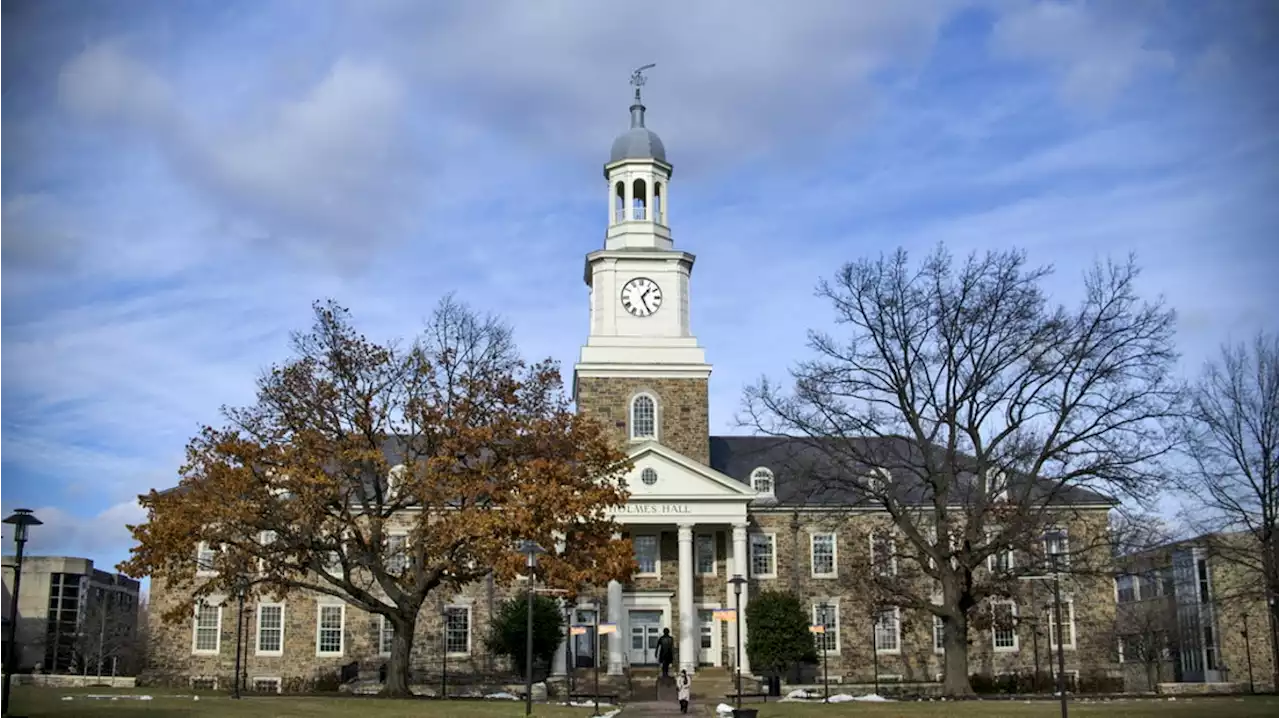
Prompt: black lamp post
<box><xmin>231</xmin><ymin>577</ymin><xmax>248</xmax><ymax>700</ymax></box>
<box><xmin>564</xmin><ymin>603</ymin><xmax>574</xmax><ymax>695</ymax></box>
<box><xmin>3</xmin><ymin>509</ymin><xmax>42</xmax><ymax>717</ymax></box>
<box><xmin>519</xmin><ymin>541</ymin><xmax>546</xmax><ymax>717</ymax></box>
<box><xmin>728</xmin><ymin>575</ymin><xmax>747</xmax><ymax>709</ymax></box>
<box><xmin>1048</xmin><ymin>537</ymin><xmax>1068</xmax><ymax>718</ymax></box>
<box><xmin>870</xmin><ymin>606</ymin><xmax>880</xmax><ymax>699</ymax></box>
<box><xmin>817</xmin><ymin>603</ymin><xmax>831</xmax><ymax>703</ymax></box>
<box><xmin>441</xmin><ymin>602</ymin><xmax>449</xmax><ymax>700</ymax></box>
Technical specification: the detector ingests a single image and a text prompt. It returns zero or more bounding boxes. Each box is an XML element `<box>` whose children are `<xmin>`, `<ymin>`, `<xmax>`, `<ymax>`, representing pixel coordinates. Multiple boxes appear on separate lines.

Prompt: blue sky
<box><xmin>2</xmin><ymin>0</ymin><xmax>1276</xmax><ymax>573</ymax></box>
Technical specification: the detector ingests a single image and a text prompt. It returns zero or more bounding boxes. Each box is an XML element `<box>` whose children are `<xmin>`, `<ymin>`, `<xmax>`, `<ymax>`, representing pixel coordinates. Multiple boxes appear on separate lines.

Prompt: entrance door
<box><xmin>628</xmin><ymin>610</ymin><xmax>663</xmax><ymax>666</ymax></box>
<box><xmin>697</xmin><ymin>609</ymin><xmax>718</xmax><ymax>665</ymax></box>
<box><xmin>574</xmin><ymin>609</ymin><xmax>597</xmax><ymax>668</ymax></box>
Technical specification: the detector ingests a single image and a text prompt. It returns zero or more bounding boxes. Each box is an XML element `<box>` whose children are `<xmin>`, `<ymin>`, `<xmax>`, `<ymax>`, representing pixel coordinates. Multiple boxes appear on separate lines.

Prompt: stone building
<box><xmin>1</xmin><ymin>555</ymin><xmax>141</xmax><ymax>676</ymax></box>
<box><xmin>144</xmin><ymin>78</ymin><xmax>1122</xmax><ymax>693</ymax></box>
<box><xmin>1114</xmin><ymin>533</ymin><xmax>1276</xmax><ymax>693</ymax></box>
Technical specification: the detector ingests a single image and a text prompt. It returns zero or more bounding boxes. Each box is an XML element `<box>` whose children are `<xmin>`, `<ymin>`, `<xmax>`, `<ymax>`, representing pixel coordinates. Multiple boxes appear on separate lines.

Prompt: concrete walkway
<box><xmin>624</xmin><ymin>699</ymin><xmax>692</xmax><ymax>717</ymax></box>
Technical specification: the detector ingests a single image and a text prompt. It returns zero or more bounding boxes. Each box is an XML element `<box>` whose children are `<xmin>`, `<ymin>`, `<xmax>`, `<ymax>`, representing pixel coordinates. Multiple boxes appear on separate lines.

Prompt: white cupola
<box><xmin>603</xmin><ymin>69</ymin><xmax>673</xmax><ymax>252</ymax></box>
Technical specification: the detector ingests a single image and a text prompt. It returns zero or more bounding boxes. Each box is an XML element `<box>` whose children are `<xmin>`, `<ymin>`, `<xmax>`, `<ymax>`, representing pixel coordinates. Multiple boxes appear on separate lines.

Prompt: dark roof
<box><xmin>708</xmin><ymin>435</ymin><xmax>1114</xmax><ymax>508</ymax></box>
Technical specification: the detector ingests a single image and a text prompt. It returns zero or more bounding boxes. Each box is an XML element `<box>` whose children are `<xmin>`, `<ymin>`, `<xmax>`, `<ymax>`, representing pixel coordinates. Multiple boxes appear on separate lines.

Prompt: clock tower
<box><xmin>573</xmin><ymin>68</ymin><xmax>712</xmax><ymax>465</ymax></box>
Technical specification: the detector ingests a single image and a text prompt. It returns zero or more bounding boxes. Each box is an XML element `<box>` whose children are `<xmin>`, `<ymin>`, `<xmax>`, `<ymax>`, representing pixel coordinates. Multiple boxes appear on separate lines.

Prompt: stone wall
<box><xmin>145</xmin><ymin>572</ymin><xmax>524</xmax><ymax>691</ymax></box>
<box><xmin>574</xmin><ymin>376</ymin><xmax>710</xmax><ymax>464</ymax></box>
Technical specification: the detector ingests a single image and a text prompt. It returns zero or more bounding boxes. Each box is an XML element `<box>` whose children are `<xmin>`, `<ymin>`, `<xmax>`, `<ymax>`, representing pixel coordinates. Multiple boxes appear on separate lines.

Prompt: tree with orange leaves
<box><xmin>120</xmin><ymin>297</ymin><xmax>635</xmax><ymax>697</ymax></box>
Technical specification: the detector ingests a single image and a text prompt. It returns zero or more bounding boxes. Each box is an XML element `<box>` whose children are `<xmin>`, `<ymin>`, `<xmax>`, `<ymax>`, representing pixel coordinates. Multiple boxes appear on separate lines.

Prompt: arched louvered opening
<box><xmin>631</xmin><ymin>178</ymin><xmax>648</xmax><ymax>220</ymax></box>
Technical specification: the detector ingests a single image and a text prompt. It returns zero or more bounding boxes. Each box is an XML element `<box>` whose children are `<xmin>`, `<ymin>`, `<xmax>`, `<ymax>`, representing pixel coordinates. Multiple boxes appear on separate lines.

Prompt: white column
<box><xmin>732</xmin><ymin>522</ymin><xmax>751</xmax><ymax>676</ymax></box>
<box><xmin>607</xmin><ymin>579</ymin><xmax>624</xmax><ymax>675</ymax></box>
<box><xmin>552</xmin><ymin>599</ymin><xmax>569</xmax><ymax>677</ymax></box>
<box><xmin>677</xmin><ymin>523</ymin><xmax>696</xmax><ymax>674</ymax></box>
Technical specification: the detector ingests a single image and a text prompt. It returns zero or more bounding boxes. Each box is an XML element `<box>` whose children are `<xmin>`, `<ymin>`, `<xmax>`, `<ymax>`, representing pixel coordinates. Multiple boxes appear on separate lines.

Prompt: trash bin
<box><xmin>732</xmin><ymin>709</ymin><xmax>759</xmax><ymax>718</ymax></box>
<box><xmin>767</xmin><ymin>675</ymin><xmax>781</xmax><ymax>697</ymax></box>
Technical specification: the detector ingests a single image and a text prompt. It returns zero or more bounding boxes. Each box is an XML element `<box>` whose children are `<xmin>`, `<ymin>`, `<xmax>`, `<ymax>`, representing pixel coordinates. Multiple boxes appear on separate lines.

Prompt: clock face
<box><xmin>621</xmin><ymin>277</ymin><xmax>663</xmax><ymax>317</ymax></box>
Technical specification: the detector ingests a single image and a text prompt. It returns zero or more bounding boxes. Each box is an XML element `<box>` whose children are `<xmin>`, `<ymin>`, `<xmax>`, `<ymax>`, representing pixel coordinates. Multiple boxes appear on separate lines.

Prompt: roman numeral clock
<box><xmin>621</xmin><ymin>277</ymin><xmax>663</xmax><ymax>317</ymax></box>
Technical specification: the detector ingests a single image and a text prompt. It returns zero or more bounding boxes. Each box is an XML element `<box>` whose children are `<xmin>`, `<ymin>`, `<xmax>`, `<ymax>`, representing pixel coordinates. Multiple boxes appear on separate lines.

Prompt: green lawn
<box><xmin>730</xmin><ymin>696</ymin><xmax>1277</xmax><ymax>718</ymax></box>
<box><xmin>9</xmin><ymin>686</ymin><xmax>611</xmax><ymax>718</ymax></box>
<box><xmin>9</xmin><ymin>686</ymin><xmax>1276</xmax><ymax>718</ymax></box>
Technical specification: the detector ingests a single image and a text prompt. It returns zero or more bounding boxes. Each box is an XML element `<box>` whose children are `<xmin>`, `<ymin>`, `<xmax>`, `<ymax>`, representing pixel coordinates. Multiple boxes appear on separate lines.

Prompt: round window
<box><xmin>641</xmin><ymin>468</ymin><xmax>659</xmax><ymax>486</ymax></box>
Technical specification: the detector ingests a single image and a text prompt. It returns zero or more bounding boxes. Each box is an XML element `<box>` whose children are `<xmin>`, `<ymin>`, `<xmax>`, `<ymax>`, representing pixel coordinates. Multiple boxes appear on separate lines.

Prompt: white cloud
<box><xmin>990</xmin><ymin>1</ymin><xmax>1174</xmax><ymax>109</ymax></box>
<box><xmin>57</xmin><ymin>43</ymin><xmax>417</xmax><ymax>267</ymax></box>
<box><xmin>0</xmin><ymin>500</ymin><xmax>146</xmax><ymax>567</ymax></box>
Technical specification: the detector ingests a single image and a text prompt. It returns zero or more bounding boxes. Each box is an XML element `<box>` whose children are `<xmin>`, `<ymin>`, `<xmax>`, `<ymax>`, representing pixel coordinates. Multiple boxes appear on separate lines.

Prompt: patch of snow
<box><xmin>61</xmin><ymin>697</ymin><xmax>73</xmax><ymax>701</ymax></box>
<box><xmin>715</xmin><ymin>702</ymin><xmax>736</xmax><ymax>714</ymax></box>
<box><xmin>485</xmin><ymin>692</ymin><xmax>520</xmax><ymax>700</ymax></box>
<box><xmin>567</xmin><ymin>701</ymin><xmax>614</xmax><ymax>708</ymax></box>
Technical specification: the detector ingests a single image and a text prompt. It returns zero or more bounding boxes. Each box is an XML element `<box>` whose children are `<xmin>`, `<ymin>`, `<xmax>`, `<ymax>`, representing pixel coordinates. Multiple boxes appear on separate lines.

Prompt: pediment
<box><xmin>623</xmin><ymin>441</ymin><xmax>757</xmax><ymax>500</ymax></box>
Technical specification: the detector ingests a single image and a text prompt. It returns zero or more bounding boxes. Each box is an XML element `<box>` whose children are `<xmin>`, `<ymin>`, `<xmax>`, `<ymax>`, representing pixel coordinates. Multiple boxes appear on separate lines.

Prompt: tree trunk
<box><xmin>941</xmin><ymin>613</ymin><xmax>973</xmax><ymax>696</ymax></box>
<box><xmin>383</xmin><ymin>614</ymin><xmax>416</xmax><ymax>698</ymax></box>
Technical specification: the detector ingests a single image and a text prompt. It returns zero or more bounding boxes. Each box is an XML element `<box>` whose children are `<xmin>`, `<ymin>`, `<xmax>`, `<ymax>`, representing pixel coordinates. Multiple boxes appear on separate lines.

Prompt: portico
<box><xmin>599</xmin><ymin>442</ymin><xmax>757</xmax><ymax>675</ymax></box>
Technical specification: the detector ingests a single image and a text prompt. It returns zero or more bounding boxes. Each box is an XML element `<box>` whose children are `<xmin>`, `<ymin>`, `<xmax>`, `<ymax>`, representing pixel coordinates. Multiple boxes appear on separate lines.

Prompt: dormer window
<box><xmin>630</xmin><ymin>393</ymin><xmax>657</xmax><ymax>440</ymax></box>
<box><xmin>751</xmin><ymin>467</ymin><xmax>775</xmax><ymax>495</ymax></box>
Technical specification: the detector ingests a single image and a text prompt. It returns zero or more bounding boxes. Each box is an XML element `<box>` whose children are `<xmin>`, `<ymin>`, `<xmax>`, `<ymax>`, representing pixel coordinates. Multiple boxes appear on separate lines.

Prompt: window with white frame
<box><xmin>991</xmin><ymin>601</ymin><xmax>1018</xmax><ymax>651</ymax></box>
<box><xmin>750</xmin><ymin>533</ymin><xmax>776</xmax><ymax>577</ymax></box>
<box><xmin>987</xmin><ymin>532</ymin><xmax>1014</xmax><ymax>573</ymax></box>
<box><xmin>874</xmin><ymin>607</ymin><xmax>900</xmax><ymax>653</ymax></box>
<box><xmin>870</xmin><ymin>531</ymin><xmax>897</xmax><ymax>577</ymax></box>
<box><xmin>316</xmin><ymin>604</ymin><xmax>345</xmax><ymax>656</ymax></box>
<box><xmin>252</xmin><ymin>677</ymin><xmax>281</xmax><ymax>694</ymax></box>
<box><xmin>933</xmin><ymin>615</ymin><xmax>945</xmax><ymax>652</ymax></box>
<box><xmin>379</xmin><ymin>615</ymin><xmax>395</xmax><ymax>656</ymax></box>
<box><xmin>257</xmin><ymin>531</ymin><xmax>277</xmax><ymax>573</ymax></box>
<box><xmin>193</xmin><ymin>602</ymin><xmax>221</xmax><ymax>654</ymax></box>
<box><xmin>695</xmin><ymin>534</ymin><xmax>716</xmax><ymax>575</ymax></box>
<box><xmin>633</xmin><ymin>535</ymin><xmax>659</xmax><ymax>575</ymax></box>
<box><xmin>812</xmin><ymin>603</ymin><xmax>839</xmax><ymax>652</ymax></box>
<box><xmin>322</xmin><ymin>550</ymin><xmax>342</xmax><ymax>576</ymax></box>
<box><xmin>811</xmin><ymin>533</ymin><xmax>837</xmax><ymax>577</ymax></box>
<box><xmin>1046</xmin><ymin>599</ymin><xmax>1076</xmax><ymax>649</ymax></box>
<box><xmin>630</xmin><ymin>394</ymin><xmax>657</xmax><ymax>440</ymax></box>
<box><xmin>750</xmin><ymin>467</ymin><xmax>774</xmax><ymax>494</ymax></box>
<box><xmin>191</xmin><ymin>676</ymin><xmax>218</xmax><ymax>690</ymax></box>
<box><xmin>196</xmin><ymin>542</ymin><xmax>217</xmax><ymax>575</ymax></box>
<box><xmin>1116</xmin><ymin>574</ymin><xmax>1137</xmax><ymax>603</ymax></box>
<box><xmin>445</xmin><ymin>606</ymin><xmax>471</xmax><ymax>655</ymax></box>
<box><xmin>256</xmin><ymin>603</ymin><xmax>284</xmax><ymax>655</ymax></box>
<box><xmin>1043</xmin><ymin>528</ymin><xmax>1070</xmax><ymax>568</ymax></box>
<box><xmin>386</xmin><ymin>534</ymin><xmax>408</xmax><ymax>574</ymax></box>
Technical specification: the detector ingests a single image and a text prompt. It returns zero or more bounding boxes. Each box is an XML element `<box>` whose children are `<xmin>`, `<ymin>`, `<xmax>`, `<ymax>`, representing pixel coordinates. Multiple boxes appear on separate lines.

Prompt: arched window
<box><xmin>630</xmin><ymin>393</ymin><xmax>657</xmax><ymax>440</ymax></box>
<box><xmin>631</xmin><ymin>178</ymin><xmax>647</xmax><ymax>220</ymax></box>
<box><xmin>614</xmin><ymin>181</ymin><xmax>625</xmax><ymax>224</ymax></box>
<box><xmin>751</xmin><ymin>467</ymin><xmax>775</xmax><ymax>495</ymax></box>
<box><xmin>653</xmin><ymin>182</ymin><xmax>663</xmax><ymax>223</ymax></box>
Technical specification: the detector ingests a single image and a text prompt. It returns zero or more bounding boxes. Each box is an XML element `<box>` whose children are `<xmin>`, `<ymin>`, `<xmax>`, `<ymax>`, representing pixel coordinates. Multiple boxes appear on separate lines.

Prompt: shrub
<box><xmin>744</xmin><ymin>590</ymin><xmax>818</xmax><ymax>678</ymax></box>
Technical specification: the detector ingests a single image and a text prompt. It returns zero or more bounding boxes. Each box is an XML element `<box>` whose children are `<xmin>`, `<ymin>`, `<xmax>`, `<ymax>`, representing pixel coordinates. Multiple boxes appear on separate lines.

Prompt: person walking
<box><xmin>655</xmin><ymin>628</ymin><xmax>675</xmax><ymax>677</ymax></box>
<box><xmin>676</xmin><ymin>669</ymin><xmax>692</xmax><ymax>714</ymax></box>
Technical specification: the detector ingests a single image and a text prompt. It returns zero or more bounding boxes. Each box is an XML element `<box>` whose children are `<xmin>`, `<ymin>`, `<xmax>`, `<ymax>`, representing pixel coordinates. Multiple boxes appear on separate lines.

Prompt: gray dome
<box><xmin>608</xmin><ymin>102</ymin><xmax>666</xmax><ymax>163</ymax></box>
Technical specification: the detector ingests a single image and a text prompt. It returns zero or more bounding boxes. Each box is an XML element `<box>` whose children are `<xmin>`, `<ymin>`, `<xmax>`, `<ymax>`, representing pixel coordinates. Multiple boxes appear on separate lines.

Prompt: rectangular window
<box><xmin>1203</xmin><ymin>625</ymin><xmax>1217</xmax><ymax>669</ymax></box>
<box><xmin>633</xmin><ymin>535</ymin><xmax>659</xmax><ymax>575</ymax></box>
<box><xmin>316</xmin><ymin>604</ymin><xmax>345</xmax><ymax>656</ymax></box>
<box><xmin>870</xmin><ymin>532</ymin><xmax>897</xmax><ymax>577</ymax></box>
<box><xmin>252</xmin><ymin>677</ymin><xmax>281</xmax><ymax>694</ymax></box>
<box><xmin>1116</xmin><ymin>575</ymin><xmax>1136</xmax><ymax>603</ymax></box>
<box><xmin>695</xmin><ymin>534</ymin><xmax>716</xmax><ymax>575</ymax></box>
<box><xmin>445</xmin><ymin>606</ymin><xmax>471</xmax><ymax>655</ymax></box>
<box><xmin>698</xmin><ymin>609</ymin><xmax>714</xmax><ymax>649</ymax></box>
<box><xmin>811</xmin><ymin>534</ymin><xmax>837</xmax><ymax>577</ymax></box>
<box><xmin>1196</xmin><ymin>559</ymin><xmax>1211</xmax><ymax>604</ymax></box>
<box><xmin>933</xmin><ymin>615</ymin><xmax>945</xmax><ymax>653</ymax></box>
<box><xmin>749</xmin><ymin>534</ymin><xmax>776</xmax><ymax>577</ymax></box>
<box><xmin>986</xmin><ymin>532</ymin><xmax>1014</xmax><ymax>573</ymax></box>
<box><xmin>256</xmin><ymin>604</ymin><xmax>284</xmax><ymax>655</ymax></box>
<box><xmin>196</xmin><ymin>542</ymin><xmax>217</xmax><ymax>575</ymax></box>
<box><xmin>812</xmin><ymin>604</ymin><xmax>839</xmax><ymax>653</ymax></box>
<box><xmin>1046</xmin><ymin>600</ymin><xmax>1076</xmax><ymax>650</ymax></box>
<box><xmin>193</xmin><ymin>602</ymin><xmax>221</xmax><ymax>654</ymax></box>
<box><xmin>992</xmin><ymin>602</ymin><xmax>1018</xmax><ymax>651</ymax></box>
<box><xmin>379</xmin><ymin>615</ymin><xmax>395</xmax><ymax>656</ymax></box>
<box><xmin>386</xmin><ymin>534</ymin><xmax>408</xmax><ymax>574</ymax></box>
<box><xmin>257</xmin><ymin>531</ymin><xmax>277</xmax><ymax>573</ymax></box>
<box><xmin>874</xmin><ymin>607</ymin><xmax>900</xmax><ymax>653</ymax></box>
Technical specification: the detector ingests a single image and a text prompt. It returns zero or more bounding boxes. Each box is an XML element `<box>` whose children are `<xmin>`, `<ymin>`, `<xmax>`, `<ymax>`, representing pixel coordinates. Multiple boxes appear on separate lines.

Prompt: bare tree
<box><xmin>1114</xmin><ymin>589</ymin><xmax>1181</xmax><ymax>691</ymax></box>
<box><xmin>741</xmin><ymin>246</ymin><xmax>1179</xmax><ymax>695</ymax></box>
<box><xmin>1174</xmin><ymin>332</ymin><xmax>1279</xmax><ymax>682</ymax></box>
<box><xmin>74</xmin><ymin>590</ymin><xmax>141</xmax><ymax>681</ymax></box>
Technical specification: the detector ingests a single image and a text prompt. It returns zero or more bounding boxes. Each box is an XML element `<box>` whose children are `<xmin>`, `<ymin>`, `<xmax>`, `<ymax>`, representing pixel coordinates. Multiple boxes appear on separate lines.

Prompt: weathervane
<box><xmin>630</xmin><ymin>63</ymin><xmax>656</xmax><ymax>103</ymax></box>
